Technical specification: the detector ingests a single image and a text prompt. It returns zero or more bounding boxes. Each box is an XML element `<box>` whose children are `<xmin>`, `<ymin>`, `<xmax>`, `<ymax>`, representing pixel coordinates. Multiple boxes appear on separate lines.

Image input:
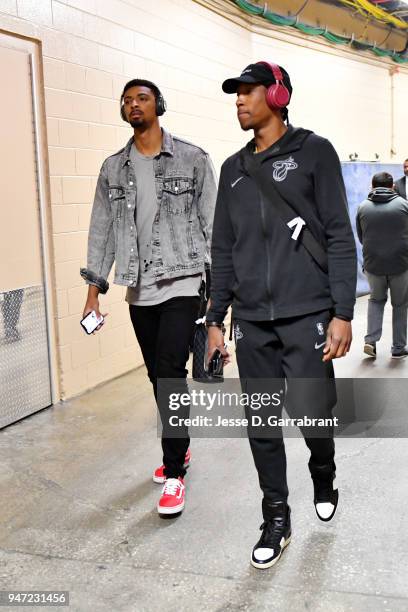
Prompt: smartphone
<box><xmin>80</xmin><ymin>310</ymin><xmax>104</xmax><ymax>335</ymax></box>
<box><xmin>207</xmin><ymin>348</ymin><xmax>224</xmax><ymax>379</ymax></box>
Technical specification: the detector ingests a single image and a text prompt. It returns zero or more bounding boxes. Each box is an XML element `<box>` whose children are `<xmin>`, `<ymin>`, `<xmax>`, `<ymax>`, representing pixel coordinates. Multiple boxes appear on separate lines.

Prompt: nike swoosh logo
<box><xmin>314</xmin><ymin>341</ymin><xmax>326</xmax><ymax>350</ymax></box>
<box><xmin>231</xmin><ymin>176</ymin><xmax>243</xmax><ymax>188</ymax></box>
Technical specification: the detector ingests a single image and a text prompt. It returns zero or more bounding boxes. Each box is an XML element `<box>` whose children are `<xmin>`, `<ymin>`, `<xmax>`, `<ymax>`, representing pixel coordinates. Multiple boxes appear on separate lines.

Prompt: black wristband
<box><xmin>334</xmin><ymin>314</ymin><xmax>352</xmax><ymax>322</ymax></box>
<box><xmin>205</xmin><ymin>321</ymin><xmax>223</xmax><ymax>328</ymax></box>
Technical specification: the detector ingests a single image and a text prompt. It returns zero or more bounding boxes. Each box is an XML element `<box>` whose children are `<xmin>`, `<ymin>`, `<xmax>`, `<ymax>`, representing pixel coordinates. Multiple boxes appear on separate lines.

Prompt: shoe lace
<box><xmin>259</xmin><ymin>516</ymin><xmax>286</xmax><ymax>548</ymax></box>
<box><xmin>162</xmin><ymin>478</ymin><xmax>182</xmax><ymax>496</ymax></box>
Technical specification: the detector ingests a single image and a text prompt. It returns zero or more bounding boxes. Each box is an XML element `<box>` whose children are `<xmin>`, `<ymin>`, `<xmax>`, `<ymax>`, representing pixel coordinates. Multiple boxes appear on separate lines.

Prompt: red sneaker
<box><xmin>157</xmin><ymin>477</ymin><xmax>185</xmax><ymax>515</ymax></box>
<box><xmin>153</xmin><ymin>448</ymin><xmax>191</xmax><ymax>484</ymax></box>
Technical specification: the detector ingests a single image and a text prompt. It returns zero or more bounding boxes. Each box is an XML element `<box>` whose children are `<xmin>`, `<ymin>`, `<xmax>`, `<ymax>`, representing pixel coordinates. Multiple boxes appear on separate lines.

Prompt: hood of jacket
<box><xmin>368</xmin><ymin>187</ymin><xmax>399</xmax><ymax>204</ymax></box>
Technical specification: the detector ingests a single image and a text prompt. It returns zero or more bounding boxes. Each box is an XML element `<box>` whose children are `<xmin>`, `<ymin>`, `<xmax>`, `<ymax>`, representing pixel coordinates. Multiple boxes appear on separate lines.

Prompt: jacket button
<box><xmin>129</xmin><ymin>181</ymin><xmax>133</xmax><ymax>186</ymax></box>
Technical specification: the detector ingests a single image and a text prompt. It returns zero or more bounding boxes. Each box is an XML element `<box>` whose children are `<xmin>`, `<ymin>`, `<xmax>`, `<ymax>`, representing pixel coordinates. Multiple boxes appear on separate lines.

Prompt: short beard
<box><xmin>130</xmin><ymin>118</ymin><xmax>145</xmax><ymax>128</ymax></box>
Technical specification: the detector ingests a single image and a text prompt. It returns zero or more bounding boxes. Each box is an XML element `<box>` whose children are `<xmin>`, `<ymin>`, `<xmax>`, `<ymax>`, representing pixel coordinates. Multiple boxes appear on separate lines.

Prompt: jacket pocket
<box><xmin>162</xmin><ymin>176</ymin><xmax>194</xmax><ymax>215</ymax></box>
<box><xmin>108</xmin><ymin>185</ymin><xmax>125</xmax><ymax>220</ymax></box>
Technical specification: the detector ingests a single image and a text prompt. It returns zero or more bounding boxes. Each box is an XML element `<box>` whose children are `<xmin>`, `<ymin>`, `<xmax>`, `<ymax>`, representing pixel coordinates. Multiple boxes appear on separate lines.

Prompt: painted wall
<box><xmin>251</xmin><ymin>32</ymin><xmax>407</xmax><ymax>163</ymax></box>
<box><xmin>0</xmin><ymin>0</ymin><xmax>407</xmax><ymax>398</ymax></box>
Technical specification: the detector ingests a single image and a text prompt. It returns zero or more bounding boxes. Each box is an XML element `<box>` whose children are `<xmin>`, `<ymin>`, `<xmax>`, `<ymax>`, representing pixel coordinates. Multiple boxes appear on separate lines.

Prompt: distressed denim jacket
<box><xmin>80</xmin><ymin>129</ymin><xmax>217</xmax><ymax>293</ymax></box>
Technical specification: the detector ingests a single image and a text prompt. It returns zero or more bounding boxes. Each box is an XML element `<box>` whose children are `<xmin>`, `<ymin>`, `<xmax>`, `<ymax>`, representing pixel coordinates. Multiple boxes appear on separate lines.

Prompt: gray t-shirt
<box><xmin>126</xmin><ymin>143</ymin><xmax>201</xmax><ymax>306</ymax></box>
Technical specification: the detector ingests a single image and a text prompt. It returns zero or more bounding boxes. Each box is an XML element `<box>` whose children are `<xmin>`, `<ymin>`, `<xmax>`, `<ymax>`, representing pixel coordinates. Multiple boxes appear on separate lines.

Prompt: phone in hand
<box><xmin>80</xmin><ymin>310</ymin><xmax>104</xmax><ymax>335</ymax></box>
<box><xmin>206</xmin><ymin>348</ymin><xmax>224</xmax><ymax>379</ymax></box>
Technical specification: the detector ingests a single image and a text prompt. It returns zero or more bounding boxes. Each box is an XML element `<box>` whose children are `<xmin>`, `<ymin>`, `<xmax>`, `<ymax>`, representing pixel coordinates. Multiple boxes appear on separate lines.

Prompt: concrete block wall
<box><xmin>0</xmin><ymin>0</ymin><xmax>251</xmax><ymax>399</ymax></box>
<box><xmin>0</xmin><ymin>0</ymin><xmax>407</xmax><ymax>399</ymax></box>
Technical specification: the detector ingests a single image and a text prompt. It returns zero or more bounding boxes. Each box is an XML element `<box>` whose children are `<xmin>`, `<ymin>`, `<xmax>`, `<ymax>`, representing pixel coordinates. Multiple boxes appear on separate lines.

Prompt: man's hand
<box><xmin>83</xmin><ymin>285</ymin><xmax>108</xmax><ymax>333</ymax></box>
<box><xmin>322</xmin><ymin>318</ymin><xmax>352</xmax><ymax>362</ymax></box>
<box><xmin>207</xmin><ymin>326</ymin><xmax>231</xmax><ymax>366</ymax></box>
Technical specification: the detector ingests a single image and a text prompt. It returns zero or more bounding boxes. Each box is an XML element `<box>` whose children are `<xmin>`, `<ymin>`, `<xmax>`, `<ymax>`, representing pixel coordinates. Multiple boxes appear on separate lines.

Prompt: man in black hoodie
<box><xmin>206</xmin><ymin>62</ymin><xmax>357</xmax><ymax>569</ymax></box>
<box><xmin>356</xmin><ymin>172</ymin><xmax>408</xmax><ymax>359</ymax></box>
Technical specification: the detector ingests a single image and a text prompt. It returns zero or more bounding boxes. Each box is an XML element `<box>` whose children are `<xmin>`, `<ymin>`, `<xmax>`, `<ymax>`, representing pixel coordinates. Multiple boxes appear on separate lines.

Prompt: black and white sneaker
<box><xmin>391</xmin><ymin>348</ymin><xmax>408</xmax><ymax>360</ymax></box>
<box><xmin>364</xmin><ymin>343</ymin><xmax>376</xmax><ymax>358</ymax></box>
<box><xmin>313</xmin><ymin>475</ymin><xmax>339</xmax><ymax>522</ymax></box>
<box><xmin>251</xmin><ymin>502</ymin><xmax>291</xmax><ymax>570</ymax></box>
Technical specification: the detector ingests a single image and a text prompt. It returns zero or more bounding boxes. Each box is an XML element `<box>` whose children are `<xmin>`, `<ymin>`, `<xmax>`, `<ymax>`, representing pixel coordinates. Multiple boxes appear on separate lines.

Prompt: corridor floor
<box><xmin>0</xmin><ymin>297</ymin><xmax>407</xmax><ymax>612</ymax></box>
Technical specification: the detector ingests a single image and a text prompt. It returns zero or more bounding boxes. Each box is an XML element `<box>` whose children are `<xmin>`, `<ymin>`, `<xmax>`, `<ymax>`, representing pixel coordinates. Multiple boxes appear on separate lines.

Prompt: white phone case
<box><xmin>81</xmin><ymin>310</ymin><xmax>104</xmax><ymax>334</ymax></box>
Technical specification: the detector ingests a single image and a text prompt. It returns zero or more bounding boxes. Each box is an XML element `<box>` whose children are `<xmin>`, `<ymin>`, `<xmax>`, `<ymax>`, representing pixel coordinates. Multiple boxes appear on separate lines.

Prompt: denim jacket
<box><xmin>80</xmin><ymin>129</ymin><xmax>217</xmax><ymax>293</ymax></box>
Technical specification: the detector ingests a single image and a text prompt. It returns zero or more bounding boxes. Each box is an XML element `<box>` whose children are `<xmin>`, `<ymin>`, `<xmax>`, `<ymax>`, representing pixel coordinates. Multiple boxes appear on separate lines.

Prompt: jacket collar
<box><xmin>239</xmin><ymin>125</ymin><xmax>313</xmax><ymax>173</ymax></box>
<box><xmin>120</xmin><ymin>128</ymin><xmax>174</xmax><ymax>167</ymax></box>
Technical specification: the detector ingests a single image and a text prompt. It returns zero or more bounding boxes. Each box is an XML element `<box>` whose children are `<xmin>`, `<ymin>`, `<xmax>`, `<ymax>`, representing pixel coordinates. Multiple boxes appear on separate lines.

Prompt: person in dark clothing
<box><xmin>206</xmin><ymin>62</ymin><xmax>357</xmax><ymax>569</ymax></box>
<box><xmin>394</xmin><ymin>159</ymin><xmax>408</xmax><ymax>200</ymax></box>
<box><xmin>356</xmin><ymin>172</ymin><xmax>408</xmax><ymax>359</ymax></box>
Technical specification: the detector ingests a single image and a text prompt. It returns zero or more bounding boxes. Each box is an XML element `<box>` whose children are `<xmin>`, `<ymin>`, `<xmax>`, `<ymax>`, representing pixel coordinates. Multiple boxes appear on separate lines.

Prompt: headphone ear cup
<box><xmin>266</xmin><ymin>83</ymin><xmax>290</xmax><ymax>110</ymax></box>
<box><xmin>156</xmin><ymin>100</ymin><xmax>163</xmax><ymax>117</ymax></box>
<box><xmin>156</xmin><ymin>95</ymin><xmax>166</xmax><ymax>117</ymax></box>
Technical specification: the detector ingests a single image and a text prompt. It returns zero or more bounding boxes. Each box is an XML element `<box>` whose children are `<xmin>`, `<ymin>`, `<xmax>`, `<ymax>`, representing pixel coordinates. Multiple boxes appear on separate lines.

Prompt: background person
<box><xmin>394</xmin><ymin>158</ymin><xmax>408</xmax><ymax>200</ymax></box>
<box><xmin>357</xmin><ymin>172</ymin><xmax>408</xmax><ymax>359</ymax></box>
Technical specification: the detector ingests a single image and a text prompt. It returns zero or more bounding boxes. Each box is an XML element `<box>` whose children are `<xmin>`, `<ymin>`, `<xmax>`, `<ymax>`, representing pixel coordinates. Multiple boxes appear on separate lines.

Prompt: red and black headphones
<box><xmin>256</xmin><ymin>61</ymin><xmax>291</xmax><ymax>110</ymax></box>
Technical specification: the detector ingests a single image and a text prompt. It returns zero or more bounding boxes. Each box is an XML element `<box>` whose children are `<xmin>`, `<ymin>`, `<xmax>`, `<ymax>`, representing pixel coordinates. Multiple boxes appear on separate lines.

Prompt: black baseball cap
<box><xmin>222</xmin><ymin>62</ymin><xmax>292</xmax><ymax>95</ymax></box>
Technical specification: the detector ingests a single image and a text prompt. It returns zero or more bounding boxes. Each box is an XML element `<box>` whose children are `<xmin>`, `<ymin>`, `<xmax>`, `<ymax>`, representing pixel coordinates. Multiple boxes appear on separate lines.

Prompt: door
<box><xmin>0</xmin><ymin>38</ymin><xmax>54</xmax><ymax>427</ymax></box>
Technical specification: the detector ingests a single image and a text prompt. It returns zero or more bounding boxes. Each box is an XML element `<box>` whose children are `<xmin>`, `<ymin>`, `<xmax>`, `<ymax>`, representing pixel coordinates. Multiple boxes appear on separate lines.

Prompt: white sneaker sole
<box><xmin>157</xmin><ymin>499</ymin><xmax>185</xmax><ymax>515</ymax></box>
<box><xmin>391</xmin><ymin>353</ymin><xmax>408</xmax><ymax>360</ymax></box>
<box><xmin>364</xmin><ymin>344</ymin><xmax>376</xmax><ymax>358</ymax></box>
<box><xmin>153</xmin><ymin>461</ymin><xmax>190</xmax><ymax>484</ymax></box>
<box><xmin>250</xmin><ymin>535</ymin><xmax>291</xmax><ymax>570</ymax></box>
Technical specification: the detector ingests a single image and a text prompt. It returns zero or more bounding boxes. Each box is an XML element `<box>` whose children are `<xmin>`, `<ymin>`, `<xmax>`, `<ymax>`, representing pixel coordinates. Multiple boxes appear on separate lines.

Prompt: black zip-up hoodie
<box><xmin>356</xmin><ymin>187</ymin><xmax>408</xmax><ymax>275</ymax></box>
<box><xmin>206</xmin><ymin>125</ymin><xmax>357</xmax><ymax>324</ymax></box>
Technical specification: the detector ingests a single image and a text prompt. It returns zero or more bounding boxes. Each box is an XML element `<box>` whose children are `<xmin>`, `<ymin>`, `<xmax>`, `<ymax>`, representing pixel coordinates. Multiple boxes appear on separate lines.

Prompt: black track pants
<box><xmin>234</xmin><ymin>310</ymin><xmax>337</xmax><ymax>508</ymax></box>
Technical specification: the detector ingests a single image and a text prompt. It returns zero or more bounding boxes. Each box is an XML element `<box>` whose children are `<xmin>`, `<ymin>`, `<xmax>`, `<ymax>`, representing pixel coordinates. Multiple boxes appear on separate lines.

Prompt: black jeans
<box><xmin>129</xmin><ymin>296</ymin><xmax>200</xmax><ymax>479</ymax></box>
<box><xmin>235</xmin><ymin>310</ymin><xmax>337</xmax><ymax>514</ymax></box>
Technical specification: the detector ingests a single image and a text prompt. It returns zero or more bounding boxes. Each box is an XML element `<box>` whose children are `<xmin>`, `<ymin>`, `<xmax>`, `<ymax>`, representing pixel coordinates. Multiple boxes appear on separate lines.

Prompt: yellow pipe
<box><xmin>337</xmin><ymin>0</ymin><xmax>408</xmax><ymax>29</ymax></box>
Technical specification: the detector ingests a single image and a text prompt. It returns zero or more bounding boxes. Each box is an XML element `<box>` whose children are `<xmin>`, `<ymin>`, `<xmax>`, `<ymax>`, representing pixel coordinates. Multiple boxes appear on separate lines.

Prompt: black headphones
<box><xmin>120</xmin><ymin>80</ymin><xmax>167</xmax><ymax>122</ymax></box>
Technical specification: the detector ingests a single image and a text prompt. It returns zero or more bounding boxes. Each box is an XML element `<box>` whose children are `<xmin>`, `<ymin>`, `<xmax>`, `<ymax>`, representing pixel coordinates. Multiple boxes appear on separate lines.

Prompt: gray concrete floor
<box><xmin>0</xmin><ymin>297</ymin><xmax>407</xmax><ymax>612</ymax></box>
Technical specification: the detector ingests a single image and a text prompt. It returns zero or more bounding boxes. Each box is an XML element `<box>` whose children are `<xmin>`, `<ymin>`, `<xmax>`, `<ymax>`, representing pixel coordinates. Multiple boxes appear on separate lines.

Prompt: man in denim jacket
<box><xmin>81</xmin><ymin>79</ymin><xmax>216</xmax><ymax>516</ymax></box>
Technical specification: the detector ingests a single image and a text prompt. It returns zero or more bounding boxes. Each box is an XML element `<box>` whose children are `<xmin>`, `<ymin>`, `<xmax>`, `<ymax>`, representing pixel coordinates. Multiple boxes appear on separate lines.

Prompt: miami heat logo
<box><xmin>234</xmin><ymin>323</ymin><xmax>243</xmax><ymax>341</ymax></box>
<box><xmin>272</xmin><ymin>156</ymin><xmax>298</xmax><ymax>182</ymax></box>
